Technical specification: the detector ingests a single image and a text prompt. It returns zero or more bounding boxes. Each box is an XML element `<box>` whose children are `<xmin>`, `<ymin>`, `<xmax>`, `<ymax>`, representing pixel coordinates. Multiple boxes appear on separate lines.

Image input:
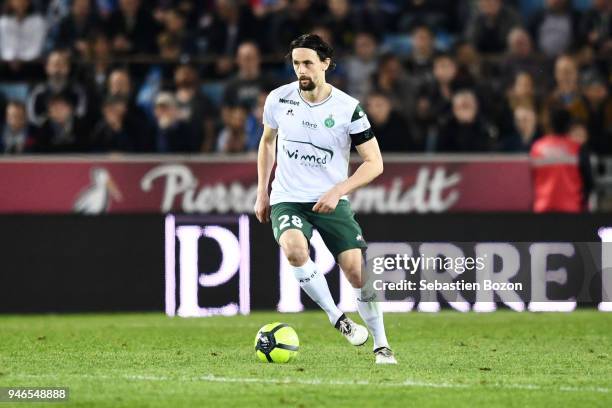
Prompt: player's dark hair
<box><xmin>287</xmin><ymin>34</ymin><xmax>336</xmax><ymax>71</ymax></box>
<box><xmin>550</xmin><ymin>108</ymin><xmax>572</xmax><ymax>135</ymax></box>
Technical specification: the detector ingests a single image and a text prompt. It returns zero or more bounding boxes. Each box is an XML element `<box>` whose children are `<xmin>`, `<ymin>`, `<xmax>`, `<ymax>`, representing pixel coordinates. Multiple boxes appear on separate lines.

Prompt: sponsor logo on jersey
<box><xmin>302</xmin><ymin>120</ymin><xmax>318</xmax><ymax>130</ymax></box>
<box><xmin>279</xmin><ymin>98</ymin><xmax>300</xmax><ymax>106</ymax></box>
<box><xmin>286</xmin><ymin>109</ymin><xmax>294</xmax><ymax>116</ymax></box>
<box><xmin>282</xmin><ymin>139</ymin><xmax>334</xmax><ymax>168</ymax></box>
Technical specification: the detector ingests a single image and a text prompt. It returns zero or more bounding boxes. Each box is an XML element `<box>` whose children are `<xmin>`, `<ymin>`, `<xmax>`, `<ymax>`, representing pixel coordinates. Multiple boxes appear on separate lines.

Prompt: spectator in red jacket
<box><xmin>530</xmin><ymin>109</ymin><xmax>593</xmax><ymax>212</ymax></box>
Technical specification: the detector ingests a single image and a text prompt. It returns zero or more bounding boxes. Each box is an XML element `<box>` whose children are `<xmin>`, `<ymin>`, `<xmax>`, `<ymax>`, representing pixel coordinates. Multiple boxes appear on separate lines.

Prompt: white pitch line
<box><xmin>195</xmin><ymin>375</ymin><xmax>610</xmax><ymax>394</ymax></box>
<box><xmin>12</xmin><ymin>373</ymin><xmax>609</xmax><ymax>394</ymax></box>
<box><xmin>195</xmin><ymin>374</ymin><xmax>466</xmax><ymax>389</ymax></box>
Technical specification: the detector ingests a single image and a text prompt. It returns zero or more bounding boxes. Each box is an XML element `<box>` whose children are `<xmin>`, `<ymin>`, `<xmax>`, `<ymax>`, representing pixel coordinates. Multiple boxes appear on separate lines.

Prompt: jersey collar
<box><xmin>297</xmin><ymin>83</ymin><xmax>333</xmax><ymax>107</ymax></box>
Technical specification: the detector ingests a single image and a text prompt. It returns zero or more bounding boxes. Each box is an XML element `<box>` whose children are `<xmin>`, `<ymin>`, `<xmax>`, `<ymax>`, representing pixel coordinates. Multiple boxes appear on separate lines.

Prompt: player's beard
<box><xmin>298</xmin><ymin>76</ymin><xmax>316</xmax><ymax>91</ymax></box>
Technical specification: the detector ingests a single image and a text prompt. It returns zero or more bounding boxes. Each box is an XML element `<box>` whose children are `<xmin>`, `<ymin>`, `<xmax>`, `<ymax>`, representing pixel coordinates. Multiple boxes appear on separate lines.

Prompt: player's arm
<box><xmin>313</xmin><ymin>137</ymin><xmax>383</xmax><ymax>213</ymax></box>
<box><xmin>338</xmin><ymin>137</ymin><xmax>384</xmax><ymax>194</ymax></box>
<box><xmin>254</xmin><ymin>124</ymin><xmax>278</xmax><ymax>223</ymax></box>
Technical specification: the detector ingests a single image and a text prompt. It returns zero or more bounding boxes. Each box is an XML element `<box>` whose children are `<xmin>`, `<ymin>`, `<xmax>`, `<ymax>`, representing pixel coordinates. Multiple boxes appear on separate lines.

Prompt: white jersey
<box><xmin>263</xmin><ymin>81</ymin><xmax>373</xmax><ymax>205</ymax></box>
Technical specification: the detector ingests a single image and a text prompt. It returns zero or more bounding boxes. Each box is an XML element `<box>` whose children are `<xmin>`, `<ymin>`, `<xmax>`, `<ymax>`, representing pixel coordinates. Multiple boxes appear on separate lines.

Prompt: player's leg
<box><xmin>313</xmin><ymin>200</ymin><xmax>396</xmax><ymax>363</ymax></box>
<box><xmin>337</xmin><ymin>249</ymin><xmax>396</xmax><ymax>364</ymax></box>
<box><xmin>271</xmin><ymin>203</ymin><xmax>343</xmax><ymax>326</ymax></box>
<box><xmin>305</xmin><ymin>200</ymin><xmax>370</xmax><ymax>347</ymax></box>
<box><xmin>278</xmin><ymin>229</ymin><xmax>343</xmax><ymax>325</ymax></box>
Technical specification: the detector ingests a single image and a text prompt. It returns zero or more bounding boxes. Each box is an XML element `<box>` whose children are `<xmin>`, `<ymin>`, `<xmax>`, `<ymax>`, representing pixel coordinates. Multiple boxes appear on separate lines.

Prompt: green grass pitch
<box><xmin>0</xmin><ymin>310</ymin><xmax>610</xmax><ymax>407</ymax></box>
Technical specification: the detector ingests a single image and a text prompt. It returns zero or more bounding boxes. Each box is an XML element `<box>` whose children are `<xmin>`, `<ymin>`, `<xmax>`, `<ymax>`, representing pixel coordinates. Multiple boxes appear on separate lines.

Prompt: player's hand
<box><xmin>312</xmin><ymin>187</ymin><xmax>342</xmax><ymax>214</ymax></box>
<box><xmin>254</xmin><ymin>193</ymin><xmax>271</xmax><ymax>223</ymax></box>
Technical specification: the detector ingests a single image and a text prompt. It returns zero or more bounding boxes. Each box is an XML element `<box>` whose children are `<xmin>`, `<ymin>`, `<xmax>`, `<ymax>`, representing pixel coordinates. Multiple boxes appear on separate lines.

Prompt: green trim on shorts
<box><xmin>270</xmin><ymin>200</ymin><xmax>367</xmax><ymax>259</ymax></box>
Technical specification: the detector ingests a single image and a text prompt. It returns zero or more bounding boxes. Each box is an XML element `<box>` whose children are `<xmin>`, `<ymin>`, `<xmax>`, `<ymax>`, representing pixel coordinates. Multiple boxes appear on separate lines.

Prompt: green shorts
<box><xmin>270</xmin><ymin>200</ymin><xmax>367</xmax><ymax>259</ymax></box>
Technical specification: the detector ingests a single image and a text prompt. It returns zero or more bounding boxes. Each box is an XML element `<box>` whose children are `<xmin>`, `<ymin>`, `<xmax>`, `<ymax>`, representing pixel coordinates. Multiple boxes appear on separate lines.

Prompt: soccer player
<box><xmin>254</xmin><ymin>34</ymin><xmax>396</xmax><ymax>364</ymax></box>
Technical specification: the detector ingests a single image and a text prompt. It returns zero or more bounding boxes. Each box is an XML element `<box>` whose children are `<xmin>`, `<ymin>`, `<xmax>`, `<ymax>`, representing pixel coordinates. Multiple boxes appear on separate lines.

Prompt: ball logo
<box><xmin>258</xmin><ymin>334</ymin><xmax>273</xmax><ymax>353</ymax></box>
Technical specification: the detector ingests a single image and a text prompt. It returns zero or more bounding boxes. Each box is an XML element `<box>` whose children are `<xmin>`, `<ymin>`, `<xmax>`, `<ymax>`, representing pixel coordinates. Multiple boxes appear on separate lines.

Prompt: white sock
<box><xmin>292</xmin><ymin>259</ymin><xmax>343</xmax><ymax>325</ymax></box>
<box><xmin>354</xmin><ymin>288</ymin><xmax>389</xmax><ymax>350</ymax></box>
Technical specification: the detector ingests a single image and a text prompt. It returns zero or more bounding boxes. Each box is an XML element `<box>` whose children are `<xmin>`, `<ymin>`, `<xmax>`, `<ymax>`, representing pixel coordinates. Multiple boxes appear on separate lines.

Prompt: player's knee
<box><xmin>343</xmin><ymin>265</ymin><xmax>363</xmax><ymax>288</ymax></box>
<box><xmin>283</xmin><ymin>245</ymin><xmax>309</xmax><ymax>266</ymax></box>
<box><xmin>279</xmin><ymin>230</ymin><xmax>309</xmax><ymax>266</ymax></box>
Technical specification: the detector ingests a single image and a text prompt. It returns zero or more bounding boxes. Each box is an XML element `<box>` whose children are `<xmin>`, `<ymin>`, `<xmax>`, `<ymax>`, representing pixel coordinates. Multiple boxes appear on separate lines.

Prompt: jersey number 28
<box><xmin>279</xmin><ymin>215</ymin><xmax>303</xmax><ymax>229</ymax></box>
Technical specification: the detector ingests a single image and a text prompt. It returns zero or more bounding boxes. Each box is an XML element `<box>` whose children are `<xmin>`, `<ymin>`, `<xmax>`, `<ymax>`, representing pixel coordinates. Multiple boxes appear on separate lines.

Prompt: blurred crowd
<box><xmin>0</xmin><ymin>0</ymin><xmax>610</xmax><ymax>155</ymax></box>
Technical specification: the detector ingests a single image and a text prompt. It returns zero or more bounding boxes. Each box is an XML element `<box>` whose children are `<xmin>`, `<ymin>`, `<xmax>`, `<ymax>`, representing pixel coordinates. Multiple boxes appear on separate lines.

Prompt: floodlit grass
<box><xmin>0</xmin><ymin>310</ymin><xmax>610</xmax><ymax>407</ymax></box>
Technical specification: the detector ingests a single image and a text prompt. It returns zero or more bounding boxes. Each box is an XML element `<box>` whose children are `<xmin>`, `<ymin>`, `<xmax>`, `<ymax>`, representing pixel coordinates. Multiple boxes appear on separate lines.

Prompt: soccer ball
<box><xmin>254</xmin><ymin>322</ymin><xmax>299</xmax><ymax>363</ymax></box>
